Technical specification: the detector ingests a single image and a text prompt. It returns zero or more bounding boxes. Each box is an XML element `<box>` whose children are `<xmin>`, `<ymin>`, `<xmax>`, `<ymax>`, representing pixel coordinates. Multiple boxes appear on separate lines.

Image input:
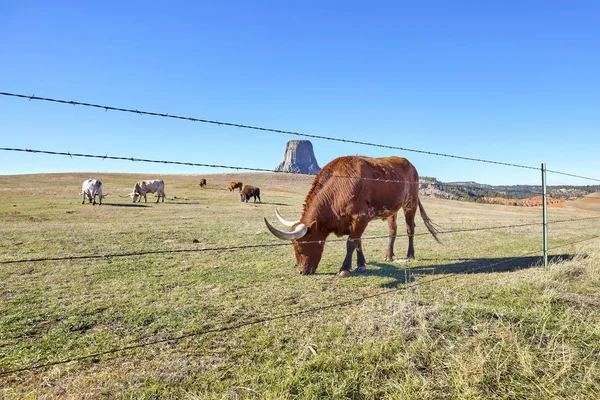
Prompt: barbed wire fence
<box><xmin>1</xmin><ymin>233</ymin><xmax>599</xmax><ymax>377</ymax></box>
<box><xmin>1</xmin><ymin>91</ymin><xmax>600</xmax><ymax>377</ymax></box>
<box><xmin>1</xmin><ymin>215</ymin><xmax>599</xmax><ymax>265</ymax></box>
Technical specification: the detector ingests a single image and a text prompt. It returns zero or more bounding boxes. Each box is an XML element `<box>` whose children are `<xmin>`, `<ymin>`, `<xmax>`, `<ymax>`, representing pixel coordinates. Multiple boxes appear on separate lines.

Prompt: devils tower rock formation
<box><xmin>275</xmin><ymin>140</ymin><xmax>321</xmax><ymax>174</ymax></box>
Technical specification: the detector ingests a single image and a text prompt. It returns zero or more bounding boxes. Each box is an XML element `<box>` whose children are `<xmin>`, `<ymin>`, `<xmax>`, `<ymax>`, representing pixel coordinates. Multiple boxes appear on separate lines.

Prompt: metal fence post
<box><xmin>542</xmin><ymin>163</ymin><xmax>548</xmax><ymax>267</ymax></box>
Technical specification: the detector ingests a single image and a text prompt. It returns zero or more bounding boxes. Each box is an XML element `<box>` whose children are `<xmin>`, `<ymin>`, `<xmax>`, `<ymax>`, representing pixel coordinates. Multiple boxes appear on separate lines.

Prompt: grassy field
<box><xmin>1</xmin><ymin>172</ymin><xmax>599</xmax><ymax>399</ymax></box>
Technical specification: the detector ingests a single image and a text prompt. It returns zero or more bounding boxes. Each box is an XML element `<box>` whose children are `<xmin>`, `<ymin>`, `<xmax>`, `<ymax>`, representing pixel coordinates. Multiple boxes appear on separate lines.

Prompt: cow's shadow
<box><xmin>165</xmin><ymin>202</ymin><xmax>204</xmax><ymax>205</ymax></box>
<box><xmin>103</xmin><ymin>203</ymin><xmax>150</xmax><ymax>208</ymax></box>
<box><xmin>320</xmin><ymin>254</ymin><xmax>579</xmax><ymax>287</ymax></box>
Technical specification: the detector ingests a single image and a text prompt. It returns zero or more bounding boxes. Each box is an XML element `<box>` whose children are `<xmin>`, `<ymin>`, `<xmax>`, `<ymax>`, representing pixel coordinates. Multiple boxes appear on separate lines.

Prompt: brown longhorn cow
<box><xmin>228</xmin><ymin>181</ymin><xmax>243</xmax><ymax>192</ymax></box>
<box><xmin>199</xmin><ymin>178</ymin><xmax>207</xmax><ymax>188</ymax></box>
<box><xmin>264</xmin><ymin>156</ymin><xmax>441</xmax><ymax>277</ymax></box>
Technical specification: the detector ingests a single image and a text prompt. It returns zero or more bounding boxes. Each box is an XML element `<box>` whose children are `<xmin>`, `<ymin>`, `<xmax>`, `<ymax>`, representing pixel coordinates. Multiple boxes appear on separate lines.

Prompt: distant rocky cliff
<box><xmin>275</xmin><ymin>140</ymin><xmax>321</xmax><ymax>174</ymax></box>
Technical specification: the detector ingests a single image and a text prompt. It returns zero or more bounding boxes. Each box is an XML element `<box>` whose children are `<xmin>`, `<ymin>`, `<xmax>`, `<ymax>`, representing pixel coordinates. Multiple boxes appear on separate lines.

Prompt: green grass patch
<box><xmin>1</xmin><ymin>172</ymin><xmax>599</xmax><ymax>399</ymax></box>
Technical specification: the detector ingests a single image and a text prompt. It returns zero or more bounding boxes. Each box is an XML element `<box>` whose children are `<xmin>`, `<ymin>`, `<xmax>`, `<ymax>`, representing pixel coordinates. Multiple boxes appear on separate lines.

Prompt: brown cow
<box><xmin>228</xmin><ymin>181</ymin><xmax>243</xmax><ymax>192</ymax></box>
<box><xmin>199</xmin><ymin>178</ymin><xmax>207</xmax><ymax>188</ymax></box>
<box><xmin>264</xmin><ymin>156</ymin><xmax>440</xmax><ymax>277</ymax></box>
<box><xmin>240</xmin><ymin>185</ymin><xmax>261</xmax><ymax>203</ymax></box>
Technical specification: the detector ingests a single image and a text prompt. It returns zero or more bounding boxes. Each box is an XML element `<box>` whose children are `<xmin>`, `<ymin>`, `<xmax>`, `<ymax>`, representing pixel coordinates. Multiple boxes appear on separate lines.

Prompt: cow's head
<box><xmin>264</xmin><ymin>210</ymin><xmax>325</xmax><ymax>274</ymax></box>
<box><xmin>240</xmin><ymin>192</ymin><xmax>247</xmax><ymax>202</ymax></box>
<box><xmin>130</xmin><ymin>192</ymin><xmax>140</xmax><ymax>202</ymax></box>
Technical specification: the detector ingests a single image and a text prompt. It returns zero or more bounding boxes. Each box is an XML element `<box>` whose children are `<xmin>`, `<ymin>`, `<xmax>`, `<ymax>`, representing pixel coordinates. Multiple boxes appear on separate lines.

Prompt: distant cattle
<box><xmin>199</xmin><ymin>178</ymin><xmax>207</xmax><ymax>188</ymax></box>
<box><xmin>80</xmin><ymin>179</ymin><xmax>105</xmax><ymax>206</ymax></box>
<box><xmin>240</xmin><ymin>185</ymin><xmax>261</xmax><ymax>203</ymax></box>
<box><xmin>228</xmin><ymin>181</ymin><xmax>243</xmax><ymax>192</ymax></box>
<box><xmin>130</xmin><ymin>180</ymin><xmax>166</xmax><ymax>203</ymax></box>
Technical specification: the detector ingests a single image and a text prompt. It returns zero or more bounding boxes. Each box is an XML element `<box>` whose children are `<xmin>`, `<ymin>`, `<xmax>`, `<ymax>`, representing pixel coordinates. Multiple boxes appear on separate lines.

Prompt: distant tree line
<box><xmin>421</xmin><ymin>178</ymin><xmax>600</xmax><ymax>202</ymax></box>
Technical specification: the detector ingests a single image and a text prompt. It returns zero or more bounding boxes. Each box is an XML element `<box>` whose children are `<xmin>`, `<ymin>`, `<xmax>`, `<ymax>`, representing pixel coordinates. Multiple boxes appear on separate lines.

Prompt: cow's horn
<box><xmin>264</xmin><ymin>218</ymin><xmax>307</xmax><ymax>240</ymax></box>
<box><xmin>275</xmin><ymin>209</ymin><xmax>299</xmax><ymax>227</ymax></box>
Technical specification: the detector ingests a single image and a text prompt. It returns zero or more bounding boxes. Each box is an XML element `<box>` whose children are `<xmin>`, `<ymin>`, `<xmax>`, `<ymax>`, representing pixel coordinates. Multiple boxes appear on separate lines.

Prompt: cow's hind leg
<box><xmin>404</xmin><ymin>206</ymin><xmax>417</xmax><ymax>260</ymax></box>
<box><xmin>384</xmin><ymin>213</ymin><xmax>397</xmax><ymax>261</ymax></box>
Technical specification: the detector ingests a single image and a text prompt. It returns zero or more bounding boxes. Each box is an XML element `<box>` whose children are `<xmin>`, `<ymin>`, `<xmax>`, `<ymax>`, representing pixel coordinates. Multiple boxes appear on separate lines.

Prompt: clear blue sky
<box><xmin>1</xmin><ymin>1</ymin><xmax>599</xmax><ymax>186</ymax></box>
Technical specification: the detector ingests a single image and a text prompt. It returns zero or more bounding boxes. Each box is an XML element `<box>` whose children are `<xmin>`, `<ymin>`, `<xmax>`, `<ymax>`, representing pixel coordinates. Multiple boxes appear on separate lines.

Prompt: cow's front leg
<box><xmin>338</xmin><ymin>220</ymin><xmax>368</xmax><ymax>277</ymax></box>
<box><xmin>384</xmin><ymin>213</ymin><xmax>397</xmax><ymax>261</ymax></box>
<box><xmin>338</xmin><ymin>238</ymin><xmax>356</xmax><ymax>277</ymax></box>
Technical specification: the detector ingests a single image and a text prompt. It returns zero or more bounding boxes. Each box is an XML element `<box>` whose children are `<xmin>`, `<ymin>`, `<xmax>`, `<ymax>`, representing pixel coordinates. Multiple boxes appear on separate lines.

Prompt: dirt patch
<box><xmin>565</xmin><ymin>193</ymin><xmax>600</xmax><ymax>212</ymax></box>
<box><xmin>482</xmin><ymin>195</ymin><xmax>569</xmax><ymax>208</ymax></box>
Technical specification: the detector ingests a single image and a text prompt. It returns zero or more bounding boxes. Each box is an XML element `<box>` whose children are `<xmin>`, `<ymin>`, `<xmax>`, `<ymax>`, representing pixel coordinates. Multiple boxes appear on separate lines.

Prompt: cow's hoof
<box><xmin>383</xmin><ymin>256</ymin><xmax>393</xmax><ymax>262</ymax></box>
<box><xmin>355</xmin><ymin>266</ymin><xmax>367</xmax><ymax>273</ymax></box>
<box><xmin>337</xmin><ymin>270</ymin><xmax>351</xmax><ymax>278</ymax></box>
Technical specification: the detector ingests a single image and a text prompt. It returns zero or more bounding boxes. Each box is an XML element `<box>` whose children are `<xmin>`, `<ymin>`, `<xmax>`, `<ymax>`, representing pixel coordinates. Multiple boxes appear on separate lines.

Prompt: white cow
<box><xmin>130</xmin><ymin>180</ymin><xmax>166</xmax><ymax>203</ymax></box>
<box><xmin>80</xmin><ymin>179</ymin><xmax>105</xmax><ymax>205</ymax></box>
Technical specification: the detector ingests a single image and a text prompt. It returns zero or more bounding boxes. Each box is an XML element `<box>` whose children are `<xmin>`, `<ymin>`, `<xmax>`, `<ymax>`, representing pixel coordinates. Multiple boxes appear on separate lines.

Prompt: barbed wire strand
<box><xmin>0</xmin><ymin>246</ymin><xmax>548</xmax><ymax>377</ymax></box>
<box><xmin>3</xmin><ymin>92</ymin><xmax>600</xmax><ymax>182</ymax></box>
<box><xmin>0</xmin><ymin>147</ymin><xmax>438</xmax><ymax>186</ymax></box>
<box><xmin>3</xmin><ymin>216</ymin><xmax>599</xmax><ymax>266</ymax></box>
<box><xmin>4</xmin><ymin>232</ymin><xmax>600</xmax><ymax>377</ymax></box>
<box><xmin>0</xmin><ymin>92</ymin><xmax>544</xmax><ymax>171</ymax></box>
<box><xmin>0</xmin><ymin>222</ymin><xmax>541</xmax><ymax>265</ymax></box>
<box><xmin>2</xmin><ymin>147</ymin><xmax>598</xmax><ymax>198</ymax></box>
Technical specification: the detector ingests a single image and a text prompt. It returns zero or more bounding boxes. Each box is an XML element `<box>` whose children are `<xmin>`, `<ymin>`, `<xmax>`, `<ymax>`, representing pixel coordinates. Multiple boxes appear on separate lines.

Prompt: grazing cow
<box><xmin>199</xmin><ymin>178</ymin><xmax>207</xmax><ymax>188</ymax></box>
<box><xmin>80</xmin><ymin>179</ymin><xmax>105</xmax><ymax>205</ymax></box>
<box><xmin>240</xmin><ymin>185</ymin><xmax>261</xmax><ymax>203</ymax></box>
<box><xmin>130</xmin><ymin>180</ymin><xmax>166</xmax><ymax>203</ymax></box>
<box><xmin>228</xmin><ymin>181</ymin><xmax>243</xmax><ymax>192</ymax></box>
<box><xmin>264</xmin><ymin>156</ymin><xmax>441</xmax><ymax>276</ymax></box>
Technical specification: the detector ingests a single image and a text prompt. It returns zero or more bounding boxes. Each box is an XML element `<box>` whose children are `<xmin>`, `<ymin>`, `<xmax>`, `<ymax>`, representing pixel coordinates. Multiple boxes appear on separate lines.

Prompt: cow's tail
<box><xmin>418</xmin><ymin>199</ymin><xmax>442</xmax><ymax>244</ymax></box>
